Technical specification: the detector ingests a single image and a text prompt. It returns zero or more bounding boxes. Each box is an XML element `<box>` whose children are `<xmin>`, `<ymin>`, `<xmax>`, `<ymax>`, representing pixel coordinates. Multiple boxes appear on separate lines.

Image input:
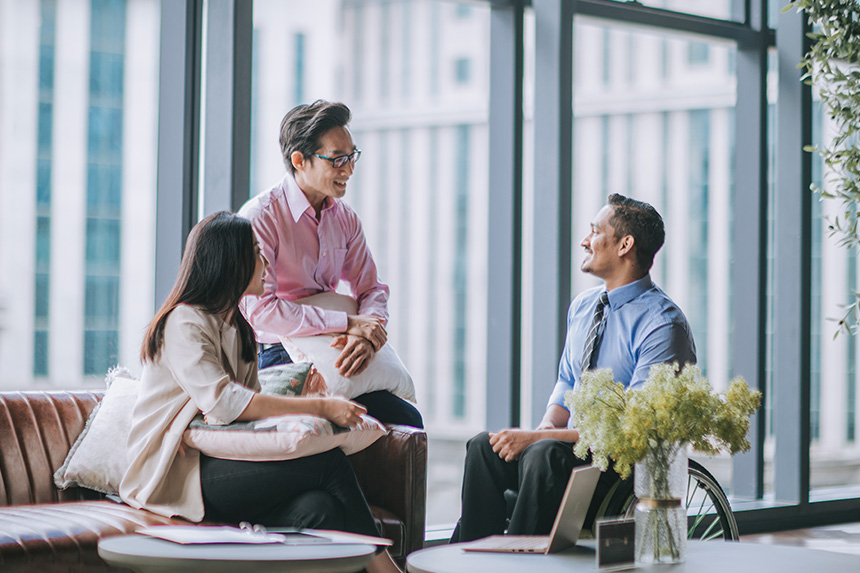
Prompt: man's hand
<box><xmin>346</xmin><ymin>314</ymin><xmax>387</xmax><ymax>351</ymax></box>
<box><xmin>488</xmin><ymin>429</ymin><xmax>542</xmax><ymax>462</ymax></box>
<box><xmin>331</xmin><ymin>334</ymin><xmax>375</xmax><ymax>377</ymax></box>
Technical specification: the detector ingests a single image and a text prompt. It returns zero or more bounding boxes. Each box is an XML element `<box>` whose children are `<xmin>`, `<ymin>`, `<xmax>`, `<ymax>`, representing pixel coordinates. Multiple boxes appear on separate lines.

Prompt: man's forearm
<box><xmin>534</xmin><ymin>404</ymin><xmax>579</xmax><ymax>442</ymax></box>
<box><xmin>537</xmin><ymin>404</ymin><xmax>570</xmax><ymax>429</ymax></box>
<box><xmin>535</xmin><ymin>428</ymin><xmax>580</xmax><ymax>443</ymax></box>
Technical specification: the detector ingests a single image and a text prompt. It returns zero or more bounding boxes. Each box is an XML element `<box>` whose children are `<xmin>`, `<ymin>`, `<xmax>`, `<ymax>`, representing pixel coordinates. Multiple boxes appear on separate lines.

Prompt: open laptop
<box><xmin>462</xmin><ymin>464</ymin><xmax>601</xmax><ymax>555</ymax></box>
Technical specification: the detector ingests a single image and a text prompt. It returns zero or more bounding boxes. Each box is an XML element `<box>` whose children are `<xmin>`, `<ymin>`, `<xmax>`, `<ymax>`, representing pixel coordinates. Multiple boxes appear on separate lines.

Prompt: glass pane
<box><xmin>763</xmin><ymin>42</ymin><xmax>860</xmax><ymax>500</ymax></box>
<box><xmin>0</xmin><ymin>0</ymin><xmax>160</xmax><ymax>387</ymax></box>
<box><xmin>764</xmin><ymin>46</ymin><xmax>777</xmax><ymax>497</ymax></box>
<box><xmin>768</xmin><ymin>0</ymin><xmax>782</xmax><ymax>30</ymax></box>
<box><xmin>571</xmin><ymin>18</ymin><xmax>738</xmax><ymax>492</ymax></box>
<box><xmin>808</xmin><ymin>73</ymin><xmax>860</xmax><ymax>498</ymax></box>
<box><xmin>606</xmin><ymin>0</ymin><xmax>737</xmax><ymax>21</ymax></box>
<box><xmin>250</xmin><ymin>0</ymin><xmax>491</xmax><ymax>527</ymax></box>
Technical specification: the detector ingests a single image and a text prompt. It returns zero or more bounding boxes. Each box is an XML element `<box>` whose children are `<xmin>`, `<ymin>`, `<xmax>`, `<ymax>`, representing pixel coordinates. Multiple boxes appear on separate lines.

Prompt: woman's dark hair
<box><xmin>607</xmin><ymin>193</ymin><xmax>665</xmax><ymax>272</ymax></box>
<box><xmin>141</xmin><ymin>211</ymin><xmax>258</xmax><ymax>364</ymax></box>
<box><xmin>279</xmin><ymin>100</ymin><xmax>351</xmax><ymax>173</ymax></box>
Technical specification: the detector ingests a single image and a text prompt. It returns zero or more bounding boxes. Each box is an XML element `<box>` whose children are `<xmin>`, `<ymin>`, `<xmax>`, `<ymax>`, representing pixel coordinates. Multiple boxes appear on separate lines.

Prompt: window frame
<box><xmin>162</xmin><ymin>0</ymin><xmax>860</xmax><ymax>535</ymax></box>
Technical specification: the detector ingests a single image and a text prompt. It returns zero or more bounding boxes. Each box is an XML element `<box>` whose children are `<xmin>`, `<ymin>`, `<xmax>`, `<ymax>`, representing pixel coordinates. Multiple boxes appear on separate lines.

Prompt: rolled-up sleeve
<box><xmin>162</xmin><ymin>307</ymin><xmax>256</xmax><ymax>424</ymax></box>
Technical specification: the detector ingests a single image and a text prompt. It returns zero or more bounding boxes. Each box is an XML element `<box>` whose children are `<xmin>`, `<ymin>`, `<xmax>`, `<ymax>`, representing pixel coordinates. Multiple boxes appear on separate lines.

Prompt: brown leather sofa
<box><xmin>0</xmin><ymin>390</ymin><xmax>427</xmax><ymax>571</ymax></box>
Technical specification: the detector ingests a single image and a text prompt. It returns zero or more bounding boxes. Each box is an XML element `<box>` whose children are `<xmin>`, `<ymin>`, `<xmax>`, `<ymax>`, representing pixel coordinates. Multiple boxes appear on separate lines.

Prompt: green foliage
<box><xmin>789</xmin><ymin>0</ymin><xmax>860</xmax><ymax>334</ymax></box>
<box><xmin>565</xmin><ymin>363</ymin><xmax>762</xmax><ymax>480</ymax></box>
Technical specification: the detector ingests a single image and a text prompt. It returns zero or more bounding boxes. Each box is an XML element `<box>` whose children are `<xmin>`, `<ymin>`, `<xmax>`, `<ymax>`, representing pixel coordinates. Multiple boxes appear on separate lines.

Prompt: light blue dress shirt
<box><xmin>547</xmin><ymin>274</ymin><xmax>697</xmax><ymax>413</ymax></box>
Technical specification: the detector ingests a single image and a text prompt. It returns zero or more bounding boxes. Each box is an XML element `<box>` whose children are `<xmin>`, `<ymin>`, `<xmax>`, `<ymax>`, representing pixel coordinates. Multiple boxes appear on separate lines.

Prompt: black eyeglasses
<box><xmin>314</xmin><ymin>149</ymin><xmax>362</xmax><ymax>169</ymax></box>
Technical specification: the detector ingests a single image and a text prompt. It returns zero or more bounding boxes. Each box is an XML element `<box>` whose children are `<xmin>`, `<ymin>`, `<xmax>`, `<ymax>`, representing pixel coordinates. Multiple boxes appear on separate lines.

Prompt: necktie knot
<box><xmin>597</xmin><ymin>291</ymin><xmax>609</xmax><ymax>310</ymax></box>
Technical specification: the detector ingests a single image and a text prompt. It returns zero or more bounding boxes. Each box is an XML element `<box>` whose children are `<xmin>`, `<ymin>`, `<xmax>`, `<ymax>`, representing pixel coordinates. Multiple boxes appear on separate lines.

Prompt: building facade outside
<box><xmin>0</xmin><ymin>0</ymin><xmax>159</xmax><ymax>390</ymax></box>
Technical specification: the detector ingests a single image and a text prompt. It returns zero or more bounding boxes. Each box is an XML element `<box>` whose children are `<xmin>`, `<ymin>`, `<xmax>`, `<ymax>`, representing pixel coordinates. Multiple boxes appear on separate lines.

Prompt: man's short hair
<box><xmin>607</xmin><ymin>193</ymin><xmax>665</xmax><ymax>271</ymax></box>
<box><xmin>279</xmin><ymin>100</ymin><xmax>351</xmax><ymax>173</ymax></box>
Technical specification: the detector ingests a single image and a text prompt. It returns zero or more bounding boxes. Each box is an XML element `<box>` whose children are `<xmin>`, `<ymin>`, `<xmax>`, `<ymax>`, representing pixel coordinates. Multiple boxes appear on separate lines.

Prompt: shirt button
<box><xmin>322</xmin><ymin>251</ymin><xmax>327</xmax><ymax>256</ymax></box>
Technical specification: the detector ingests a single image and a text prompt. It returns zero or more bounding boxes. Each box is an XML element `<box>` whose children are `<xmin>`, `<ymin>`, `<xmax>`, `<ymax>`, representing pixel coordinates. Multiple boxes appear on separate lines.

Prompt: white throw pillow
<box><xmin>280</xmin><ymin>292</ymin><xmax>416</xmax><ymax>402</ymax></box>
<box><xmin>53</xmin><ymin>367</ymin><xmax>137</xmax><ymax>495</ymax></box>
<box><xmin>182</xmin><ymin>413</ymin><xmax>387</xmax><ymax>462</ymax></box>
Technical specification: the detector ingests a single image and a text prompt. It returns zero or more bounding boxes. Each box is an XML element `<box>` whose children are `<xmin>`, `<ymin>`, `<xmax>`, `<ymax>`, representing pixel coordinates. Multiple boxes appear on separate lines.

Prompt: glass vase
<box><xmin>634</xmin><ymin>442</ymin><xmax>687</xmax><ymax>564</ymax></box>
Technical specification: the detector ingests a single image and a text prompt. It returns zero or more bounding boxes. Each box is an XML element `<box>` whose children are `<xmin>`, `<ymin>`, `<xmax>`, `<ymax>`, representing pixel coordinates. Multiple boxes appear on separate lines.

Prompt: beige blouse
<box><xmin>119</xmin><ymin>304</ymin><xmax>258</xmax><ymax>521</ymax></box>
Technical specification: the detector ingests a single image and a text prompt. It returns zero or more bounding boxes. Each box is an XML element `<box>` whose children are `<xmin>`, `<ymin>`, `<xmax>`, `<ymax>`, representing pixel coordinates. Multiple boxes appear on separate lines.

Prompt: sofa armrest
<box><xmin>348</xmin><ymin>424</ymin><xmax>427</xmax><ymax>556</ymax></box>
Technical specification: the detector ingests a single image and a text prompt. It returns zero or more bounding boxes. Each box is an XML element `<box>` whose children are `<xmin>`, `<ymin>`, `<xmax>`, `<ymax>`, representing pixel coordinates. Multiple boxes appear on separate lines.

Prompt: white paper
<box><xmin>137</xmin><ymin>526</ymin><xmax>392</xmax><ymax>547</ymax></box>
<box><xmin>138</xmin><ymin>526</ymin><xmax>289</xmax><ymax>545</ymax></box>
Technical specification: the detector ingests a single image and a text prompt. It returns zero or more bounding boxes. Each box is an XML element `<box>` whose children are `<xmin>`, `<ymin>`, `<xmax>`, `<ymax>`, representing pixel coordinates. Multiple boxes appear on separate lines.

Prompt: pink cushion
<box><xmin>182</xmin><ymin>414</ymin><xmax>387</xmax><ymax>462</ymax></box>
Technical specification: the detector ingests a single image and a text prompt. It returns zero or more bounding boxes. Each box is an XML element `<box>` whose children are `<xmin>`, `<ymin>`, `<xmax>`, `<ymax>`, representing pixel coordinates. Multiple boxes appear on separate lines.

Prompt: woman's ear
<box><xmin>291</xmin><ymin>150</ymin><xmax>306</xmax><ymax>172</ymax></box>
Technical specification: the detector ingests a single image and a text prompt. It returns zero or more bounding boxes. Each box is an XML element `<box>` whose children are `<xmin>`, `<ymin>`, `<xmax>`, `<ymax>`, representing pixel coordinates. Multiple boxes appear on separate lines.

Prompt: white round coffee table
<box><xmin>98</xmin><ymin>534</ymin><xmax>375</xmax><ymax>573</ymax></box>
<box><xmin>406</xmin><ymin>540</ymin><xmax>860</xmax><ymax>573</ymax></box>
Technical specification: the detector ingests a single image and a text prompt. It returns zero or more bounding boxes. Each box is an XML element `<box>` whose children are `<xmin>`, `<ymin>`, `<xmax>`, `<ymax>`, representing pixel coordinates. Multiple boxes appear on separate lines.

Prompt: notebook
<box><xmin>462</xmin><ymin>464</ymin><xmax>601</xmax><ymax>555</ymax></box>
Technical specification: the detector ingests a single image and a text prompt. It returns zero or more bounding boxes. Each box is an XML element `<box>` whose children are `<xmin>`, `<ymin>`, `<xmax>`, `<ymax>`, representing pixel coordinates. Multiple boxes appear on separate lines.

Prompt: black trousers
<box><xmin>199</xmin><ymin>449</ymin><xmax>379</xmax><ymax>537</ymax></box>
<box><xmin>259</xmin><ymin>342</ymin><xmax>424</xmax><ymax>428</ymax></box>
<box><xmin>451</xmin><ymin>431</ymin><xmax>611</xmax><ymax>543</ymax></box>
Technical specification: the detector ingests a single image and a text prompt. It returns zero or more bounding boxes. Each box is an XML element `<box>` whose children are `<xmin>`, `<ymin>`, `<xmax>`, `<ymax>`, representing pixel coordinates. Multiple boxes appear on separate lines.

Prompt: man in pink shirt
<box><xmin>239</xmin><ymin>100</ymin><xmax>422</xmax><ymax>428</ymax></box>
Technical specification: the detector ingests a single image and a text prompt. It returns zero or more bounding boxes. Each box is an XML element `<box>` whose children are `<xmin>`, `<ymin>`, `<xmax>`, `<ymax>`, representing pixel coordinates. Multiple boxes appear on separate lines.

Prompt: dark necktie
<box><xmin>581</xmin><ymin>291</ymin><xmax>610</xmax><ymax>375</ymax></box>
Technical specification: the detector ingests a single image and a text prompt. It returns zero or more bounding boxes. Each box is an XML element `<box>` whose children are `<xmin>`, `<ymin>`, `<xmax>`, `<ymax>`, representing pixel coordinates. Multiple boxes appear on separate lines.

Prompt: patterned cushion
<box><xmin>182</xmin><ymin>413</ymin><xmax>386</xmax><ymax>462</ymax></box>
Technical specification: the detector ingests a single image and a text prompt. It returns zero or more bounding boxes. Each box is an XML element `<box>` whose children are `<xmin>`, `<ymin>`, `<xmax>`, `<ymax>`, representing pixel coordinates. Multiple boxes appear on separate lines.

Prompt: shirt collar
<box><xmin>605</xmin><ymin>274</ymin><xmax>653</xmax><ymax>310</ymax></box>
<box><xmin>281</xmin><ymin>173</ymin><xmax>336</xmax><ymax>223</ymax></box>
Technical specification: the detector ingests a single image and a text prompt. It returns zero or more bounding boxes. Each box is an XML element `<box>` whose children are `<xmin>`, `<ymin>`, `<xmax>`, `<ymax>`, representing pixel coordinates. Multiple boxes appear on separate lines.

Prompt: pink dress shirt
<box><xmin>238</xmin><ymin>173</ymin><xmax>389</xmax><ymax>344</ymax></box>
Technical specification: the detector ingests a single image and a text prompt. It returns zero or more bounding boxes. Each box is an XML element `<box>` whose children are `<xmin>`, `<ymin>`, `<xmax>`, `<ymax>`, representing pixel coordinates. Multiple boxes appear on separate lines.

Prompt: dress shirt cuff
<box><xmin>322</xmin><ymin>309</ymin><xmax>349</xmax><ymax>334</ymax></box>
<box><xmin>254</xmin><ymin>331</ymin><xmax>282</xmax><ymax>345</ymax></box>
<box><xmin>202</xmin><ymin>381</ymin><xmax>256</xmax><ymax>425</ymax></box>
<box><xmin>547</xmin><ymin>381</ymin><xmax>573</xmax><ymax>411</ymax></box>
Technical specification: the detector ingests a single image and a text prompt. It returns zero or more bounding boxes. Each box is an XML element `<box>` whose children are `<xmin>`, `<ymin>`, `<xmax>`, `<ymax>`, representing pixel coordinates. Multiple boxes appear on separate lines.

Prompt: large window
<box><xmin>807</xmin><ymin>83</ymin><xmax>860</xmax><ymax>497</ymax></box>
<box><xmin>0</xmin><ymin>0</ymin><xmax>159</xmax><ymax>389</ymax></box>
<box><xmin>568</xmin><ymin>20</ymin><xmax>737</xmax><ymax>490</ymax></box>
<box><xmin>250</xmin><ymin>0</ymin><xmax>491</xmax><ymax>527</ymax></box>
<box><xmin>524</xmin><ymin>0</ymin><xmax>860</xmax><ymax>530</ymax></box>
<box><xmin>2</xmin><ymin>0</ymin><xmax>856</xmax><ymax>537</ymax></box>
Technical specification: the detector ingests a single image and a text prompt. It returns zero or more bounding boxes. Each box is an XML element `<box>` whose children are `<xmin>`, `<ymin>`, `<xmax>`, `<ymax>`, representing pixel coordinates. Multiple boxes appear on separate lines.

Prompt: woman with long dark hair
<box><xmin>119</xmin><ymin>211</ymin><xmax>402</xmax><ymax>573</ymax></box>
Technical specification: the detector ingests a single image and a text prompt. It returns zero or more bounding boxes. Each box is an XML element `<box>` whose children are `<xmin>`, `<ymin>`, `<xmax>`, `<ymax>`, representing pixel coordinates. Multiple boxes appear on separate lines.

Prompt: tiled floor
<box><xmin>742</xmin><ymin>522</ymin><xmax>860</xmax><ymax>556</ymax></box>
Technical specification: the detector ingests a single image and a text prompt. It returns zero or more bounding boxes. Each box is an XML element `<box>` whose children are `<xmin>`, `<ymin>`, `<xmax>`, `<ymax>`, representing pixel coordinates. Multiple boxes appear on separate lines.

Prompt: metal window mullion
<box><xmin>154</xmin><ymin>0</ymin><xmax>203</xmax><ymax>308</ymax></box>
<box><xmin>486</xmin><ymin>0</ymin><xmax>524</xmax><ymax>430</ymax></box>
<box><xmin>772</xmin><ymin>2</ymin><xmax>812</xmax><ymax>505</ymax></box>
<box><xmin>730</xmin><ymin>0</ymin><xmax>767</xmax><ymax>500</ymax></box>
<box><xmin>573</xmin><ymin>0</ymin><xmax>768</xmax><ymax>45</ymax></box>
<box><xmin>202</xmin><ymin>0</ymin><xmax>252</xmax><ymax>216</ymax></box>
<box><xmin>530</xmin><ymin>0</ymin><xmax>573</xmax><ymax>427</ymax></box>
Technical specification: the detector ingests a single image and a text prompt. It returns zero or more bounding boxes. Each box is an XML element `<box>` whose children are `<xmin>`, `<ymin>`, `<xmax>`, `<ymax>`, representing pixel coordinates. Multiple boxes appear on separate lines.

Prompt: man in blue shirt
<box><xmin>451</xmin><ymin>194</ymin><xmax>696</xmax><ymax>542</ymax></box>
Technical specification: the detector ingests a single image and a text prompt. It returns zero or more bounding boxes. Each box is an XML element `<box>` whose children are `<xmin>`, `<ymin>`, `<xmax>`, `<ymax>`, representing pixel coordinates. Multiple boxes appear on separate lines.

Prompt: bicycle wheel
<box><xmin>685</xmin><ymin>460</ymin><xmax>738</xmax><ymax>541</ymax></box>
<box><xmin>595</xmin><ymin>459</ymin><xmax>739</xmax><ymax>541</ymax></box>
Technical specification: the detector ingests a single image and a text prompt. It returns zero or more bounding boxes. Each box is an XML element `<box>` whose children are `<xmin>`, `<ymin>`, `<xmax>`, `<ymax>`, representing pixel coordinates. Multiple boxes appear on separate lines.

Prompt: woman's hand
<box><xmin>319</xmin><ymin>396</ymin><xmax>367</xmax><ymax>428</ymax></box>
